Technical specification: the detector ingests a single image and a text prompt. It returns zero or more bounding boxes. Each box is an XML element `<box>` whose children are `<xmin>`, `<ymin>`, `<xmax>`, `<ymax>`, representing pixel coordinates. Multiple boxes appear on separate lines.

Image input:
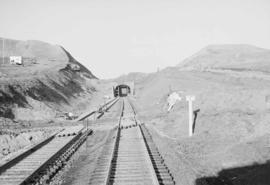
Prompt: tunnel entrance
<box><xmin>113</xmin><ymin>84</ymin><xmax>131</xmax><ymax>97</ymax></box>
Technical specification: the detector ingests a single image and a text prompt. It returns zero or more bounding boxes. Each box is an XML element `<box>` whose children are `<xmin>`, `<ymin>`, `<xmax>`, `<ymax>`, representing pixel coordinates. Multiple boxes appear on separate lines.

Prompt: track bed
<box><xmin>90</xmin><ymin>98</ymin><xmax>175</xmax><ymax>185</ymax></box>
<box><xmin>0</xmin><ymin>126</ymin><xmax>89</xmax><ymax>185</ymax></box>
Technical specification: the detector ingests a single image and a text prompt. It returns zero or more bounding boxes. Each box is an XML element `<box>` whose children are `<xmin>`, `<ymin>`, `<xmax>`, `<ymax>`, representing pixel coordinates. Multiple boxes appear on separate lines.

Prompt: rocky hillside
<box><xmin>0</xmin><ymin>38</ymin><xmax>97</xmax><ymax>120</ymax></box>
<box><xmin>178</xmin><ymin>44</ymin><xmax>270</xmax><ymax>72</ymax></box>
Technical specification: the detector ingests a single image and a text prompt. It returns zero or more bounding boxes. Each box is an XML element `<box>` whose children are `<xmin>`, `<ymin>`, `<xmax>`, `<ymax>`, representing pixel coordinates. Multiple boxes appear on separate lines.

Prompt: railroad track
<box><xmin>0</xmin><ymin>97</ymin><xmax>121</xmax><ymax>185</ymax></box>
<box><xmin>0</xmin><ymin>125</ymin><xmax>92</xmax><ymax>185</ymax></box>
<box><xmin>0</xmin><ymin>96</ymin><xmax>122</xmax><ymax>185</ymax></box>
<box><xmin>89</xmin><ymin>97</ymin><xmax>175</xmax><ymax>185</ymax></box>
<box><xmin>77</xmin><ymin>97</ymin><xmax>120</xmax><ymax>121</ymax></box>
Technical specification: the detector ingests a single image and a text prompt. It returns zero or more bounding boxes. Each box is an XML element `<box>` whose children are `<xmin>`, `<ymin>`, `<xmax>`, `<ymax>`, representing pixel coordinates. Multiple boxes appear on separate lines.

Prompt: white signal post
<box><xmin>186</xmin><ymin>95</ymin><xmax>195</xmax><ymax>137</ymax></box>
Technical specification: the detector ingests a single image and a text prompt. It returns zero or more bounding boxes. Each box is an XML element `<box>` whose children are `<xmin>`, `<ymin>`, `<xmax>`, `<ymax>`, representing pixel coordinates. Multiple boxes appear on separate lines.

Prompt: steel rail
<box><xmin>88</xmin><ymin>99</ymin><xmax>124</xmax><ymax>185</ymax></box>
<box><xmin>78</xmin><ymin>97</ymin><xmax>119</xmax><ymax>121</ymax></box>
<box><xmin>128</xmin><ymin>98</ymin><xmax>175</xmax><ymax>185</ymax></box>
<box><xmin>21</xmin><ymin>128</ymin><xmax>92</xmax><ymax>185</ymax></box>
<box><xmin>0</xmin><ymin>130</ymin><xmax>62</xmax><ymax>175</ymax></box>
<box><xmin>0</xmin><ymin>127</ymin><xmax>92</xmax><ymax>185</ymax></box>
<box><xmin>90</xmin><ymin>97</ymin><xmax>175</xmax><ymax>185</ymax></box>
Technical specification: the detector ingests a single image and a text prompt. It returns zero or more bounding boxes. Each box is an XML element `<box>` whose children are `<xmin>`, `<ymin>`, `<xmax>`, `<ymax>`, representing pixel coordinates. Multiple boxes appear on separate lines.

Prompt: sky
<box><xmin>0</xmin><ymin>0</ymin><xmax>270</xmax><ymax>79</ymax></box>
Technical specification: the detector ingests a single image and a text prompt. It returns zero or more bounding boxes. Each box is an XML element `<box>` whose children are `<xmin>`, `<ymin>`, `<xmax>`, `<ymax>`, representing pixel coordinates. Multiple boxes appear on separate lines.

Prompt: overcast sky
<box><xmin>0</xmin><ymin>0</ymin><xmax>270</xmax><ymax>78</ymax></box>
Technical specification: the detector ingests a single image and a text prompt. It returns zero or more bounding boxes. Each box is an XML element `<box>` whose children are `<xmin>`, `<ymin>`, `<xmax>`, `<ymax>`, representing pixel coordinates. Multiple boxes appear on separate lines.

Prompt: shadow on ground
<box><xmin>196</xmin><ymin>160</ymin><xmax>270</xmax><ymax>185</ymax></box>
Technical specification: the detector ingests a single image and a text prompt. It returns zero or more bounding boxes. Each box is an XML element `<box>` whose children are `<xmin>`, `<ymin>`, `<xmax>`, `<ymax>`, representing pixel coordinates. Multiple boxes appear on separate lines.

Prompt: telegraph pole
<box><xmin>2</xmin><ymin>38</ymin><xmax>4</xmax><ymax>65</ymax></box>
<box><xmin>104</xmin><ymin>97</ymin><xmax>107</xmax><ymax>111</ymax></box>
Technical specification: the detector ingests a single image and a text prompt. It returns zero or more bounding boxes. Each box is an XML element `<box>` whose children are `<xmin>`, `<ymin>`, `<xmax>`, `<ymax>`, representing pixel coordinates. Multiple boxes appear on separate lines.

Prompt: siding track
<box><xmin>0</xmin><ymin>126</ymin><xmax>92</xmax><ymax>185</ymax></box>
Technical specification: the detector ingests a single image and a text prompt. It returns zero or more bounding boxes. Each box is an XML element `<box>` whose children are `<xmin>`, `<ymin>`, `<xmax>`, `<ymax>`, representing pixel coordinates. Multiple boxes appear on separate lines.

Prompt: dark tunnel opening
<box><xmin>113</xmin><ymin>84</ymin><xmax>131</xmax><ymax>97</ymax></box>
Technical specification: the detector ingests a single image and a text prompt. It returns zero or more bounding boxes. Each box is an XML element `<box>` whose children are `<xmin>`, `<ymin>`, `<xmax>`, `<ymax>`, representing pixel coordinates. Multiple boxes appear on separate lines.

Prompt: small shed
<box><xmin>10</xmin><ymin>56</ymin><xmax>23</xmax><ymax>65</ymax></box>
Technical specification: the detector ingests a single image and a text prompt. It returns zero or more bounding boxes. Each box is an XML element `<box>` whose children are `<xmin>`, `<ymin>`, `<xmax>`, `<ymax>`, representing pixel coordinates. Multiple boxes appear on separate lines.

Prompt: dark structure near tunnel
<box><xmin>113</xmin><ymin>84</ymin><xmax>131</xmax><ymax>97</ymax></box>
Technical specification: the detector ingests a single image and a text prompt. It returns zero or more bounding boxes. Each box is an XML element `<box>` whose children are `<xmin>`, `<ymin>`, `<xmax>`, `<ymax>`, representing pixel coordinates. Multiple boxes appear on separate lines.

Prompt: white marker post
<box><xmin>186</xmin><ymin>95</ymin><xmax>195</xmax><ymax>137</ymax></box>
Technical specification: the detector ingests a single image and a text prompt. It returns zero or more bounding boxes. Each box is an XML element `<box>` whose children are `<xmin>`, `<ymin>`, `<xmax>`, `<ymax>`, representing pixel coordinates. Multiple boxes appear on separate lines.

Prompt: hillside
<box><xmin>178</xmin><ymin>44</ymin><xmax>270</xmax><ymax>72</ymax></box>
<box><xmin>110</xmin><ymin>72</ymin><xmax>148</xmax><ymax>84</ymax></box>
<box><xmin>128</xmin><ymin>45</ymin><xmax>270</xmax><ymax>184</ymax></box>
<box><xmin>0</xmin><ymin>38</ymin><xmax>97</xmax><ymax>120</ymax></box>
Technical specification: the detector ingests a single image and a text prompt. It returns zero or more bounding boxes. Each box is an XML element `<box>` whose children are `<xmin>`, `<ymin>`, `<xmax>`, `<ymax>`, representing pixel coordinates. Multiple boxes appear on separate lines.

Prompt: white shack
<box><xmin>9</xmin><ymin>56</ymin><xmax>23</xmax><ymax>65</ymax></box>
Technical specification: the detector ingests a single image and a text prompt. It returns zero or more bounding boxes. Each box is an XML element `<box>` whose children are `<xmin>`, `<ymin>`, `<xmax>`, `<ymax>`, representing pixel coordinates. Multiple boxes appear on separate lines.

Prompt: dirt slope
<box><xmin>127</xmin><ymin>45</ymin><xmax>270</xmax><ymax>185</ymax></box>
<box><xmin>0</xmin><ymin>37</ymin><xmax>97</xmax><ymax>120</ymax></box>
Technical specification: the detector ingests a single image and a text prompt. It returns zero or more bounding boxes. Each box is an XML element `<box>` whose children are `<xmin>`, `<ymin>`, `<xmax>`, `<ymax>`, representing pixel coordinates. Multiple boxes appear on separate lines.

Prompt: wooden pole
<box><xmin>2</xmin><ymin>38</ymin><xmax>4</xmax><ymax>64</ymax></box>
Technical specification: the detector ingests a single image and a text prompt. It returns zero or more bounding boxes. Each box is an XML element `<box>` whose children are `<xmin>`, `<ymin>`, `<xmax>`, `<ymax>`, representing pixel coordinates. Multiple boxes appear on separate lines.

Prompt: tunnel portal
<box><xmin>113</xmin><ymin>84</ymin><xmax>131</xmax><ymax>97</ymax></box>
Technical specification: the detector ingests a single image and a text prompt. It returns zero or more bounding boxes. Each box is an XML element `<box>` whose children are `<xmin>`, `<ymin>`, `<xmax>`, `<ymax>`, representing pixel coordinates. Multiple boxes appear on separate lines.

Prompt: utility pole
<box><xmin>186</xmin><ymin>95</ymin><xmax>195</xmax><ymax>137</ymax></box>
<box><xmin>2</xmin><ymin>38</ymin><xmax>4</xmax><ymax>65</ymax></box>
<box><xmin>94</xmin><ymin>110</ymin><xmax>97</xmax><ymax>122</ymax></box>
<box><xmin>104</xmin><ymin>97</ymin><xmax>107</xmax><ymax>111</ymax></box>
